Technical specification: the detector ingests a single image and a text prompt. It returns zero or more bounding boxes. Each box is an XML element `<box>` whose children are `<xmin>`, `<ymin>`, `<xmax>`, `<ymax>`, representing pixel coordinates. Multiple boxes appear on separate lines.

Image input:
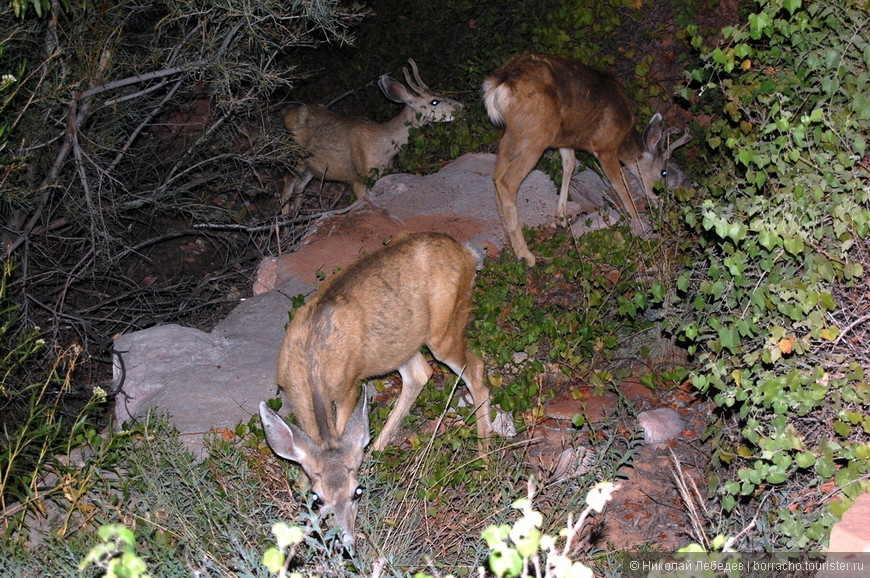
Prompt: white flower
<box><xmin>585</xmin><ymin>481</ymin><xmax>619</xmax><ymax>513</ymax></box>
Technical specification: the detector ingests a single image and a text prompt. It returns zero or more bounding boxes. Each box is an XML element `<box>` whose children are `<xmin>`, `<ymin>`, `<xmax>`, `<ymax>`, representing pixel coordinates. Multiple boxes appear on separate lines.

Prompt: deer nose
<box><xmin>341</xmin><ymin>530</ymin><xmax>356</xmax><ymax>553</ymax></box>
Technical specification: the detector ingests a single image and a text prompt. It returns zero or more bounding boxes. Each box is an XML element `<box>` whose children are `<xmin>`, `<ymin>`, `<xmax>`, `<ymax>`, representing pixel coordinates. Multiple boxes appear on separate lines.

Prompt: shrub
<box><xmin>673</xmin><ymin>0</ymin><xmax>870</xmax><ymax>549</ymax></box>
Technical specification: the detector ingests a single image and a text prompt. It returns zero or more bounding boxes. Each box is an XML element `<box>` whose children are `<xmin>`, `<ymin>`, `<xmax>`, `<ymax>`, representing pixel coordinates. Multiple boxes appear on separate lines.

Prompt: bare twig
<box><xmin>193</xmin><ymin>202</ymin><xmax>360</xmax><ymax>233</ymax></box>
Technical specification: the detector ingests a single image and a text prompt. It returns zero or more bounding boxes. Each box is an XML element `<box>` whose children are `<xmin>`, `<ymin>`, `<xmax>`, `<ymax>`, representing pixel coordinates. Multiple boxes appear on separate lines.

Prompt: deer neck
<box><xmin>617</xmin><ymin>129</ymin><xmax>645</xmax><ymax>166</ymax></box>
<box><xmin>378</xmin><ymin>106</ymin><xmax>421</xmax><ymax>151</ymax></box>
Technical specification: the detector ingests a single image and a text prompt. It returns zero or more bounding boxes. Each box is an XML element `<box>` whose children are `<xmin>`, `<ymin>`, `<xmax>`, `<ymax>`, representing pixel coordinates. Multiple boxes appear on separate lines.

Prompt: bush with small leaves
<box><xmin>674</xmin><ymin>0</ymin><xmax>870</xmax><ymax>548</ymax></box>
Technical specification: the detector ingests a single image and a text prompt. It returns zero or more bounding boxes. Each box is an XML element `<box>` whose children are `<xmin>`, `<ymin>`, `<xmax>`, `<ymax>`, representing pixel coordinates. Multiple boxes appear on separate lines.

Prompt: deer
<box><xmin>258</xmin><ymin>231</ymin><xmax>493</xmax><ymax>552</ymax></box>
<box><xmin>280</xmin><ymin>59</ymin><xmax>464</xmax><ymax>214</ymax></box>
<box><xmin>483</xmin><ymin>54</ymin><xmax>692</xmax><ymax>266</ymax></box>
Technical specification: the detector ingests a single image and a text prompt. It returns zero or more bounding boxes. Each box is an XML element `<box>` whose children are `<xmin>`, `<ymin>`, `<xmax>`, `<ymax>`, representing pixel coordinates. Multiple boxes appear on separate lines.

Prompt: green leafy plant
<box><xmin>472</xmin><ymin>229</ymin><xmax>663</xmax><ymax>414</ymax></box>
<box><xmin>79</xmin><ymin>524</ymin><xmax>151</xmax><ymax>578</ymax></box>
<box><xmin>674</xmin><ymin>0</ymin><xmax>870</xmax><ymax>548</ymax></box>
<box><xmin>0</xmin><ymin>261</ymin><xmax>109</xmax><ymax>535</ymax></box>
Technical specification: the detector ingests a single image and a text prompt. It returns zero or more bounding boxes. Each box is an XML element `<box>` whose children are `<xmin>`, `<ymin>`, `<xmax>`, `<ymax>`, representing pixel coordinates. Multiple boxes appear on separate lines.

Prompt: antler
<box><xmin>666</xmin><ymin>127</ymin><xmax>692</xmax><ymax>153</ymax></box>
<box><xmin>662</xmin><ymin>128</ymin><xmax>692</xmax><ymax>160</ymax></box>
<box><xmin>402</xmin><ymin>58</ymin><xmax>430</xmax><ymax>94</ymax></box>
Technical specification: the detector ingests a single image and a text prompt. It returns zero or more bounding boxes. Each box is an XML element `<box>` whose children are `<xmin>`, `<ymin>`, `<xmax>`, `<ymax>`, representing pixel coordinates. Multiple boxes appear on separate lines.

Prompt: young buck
<box><xmin>258</xmin><ymin>232</ymin><xmax>493</xmax><ymax>551</ymax></box>
<box><xmin>483</xmin><ymin>54</ymin><xmax>691</xmax><ymax>266</ymax></box>
<box><xmin>280</xmin><ymin>59</ymin><xmax>463</xmax><ymax>214</ymax></box>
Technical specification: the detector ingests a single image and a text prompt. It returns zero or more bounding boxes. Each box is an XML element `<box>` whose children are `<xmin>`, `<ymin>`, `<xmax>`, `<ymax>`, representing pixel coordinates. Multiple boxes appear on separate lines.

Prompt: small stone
<box><xmin>637</xmin><ymin>408</ymin><xmax>685</xmax><ymax>446</ymax></box>
<box><xmin>492</xmin><ymin>408</ymin><xmax>516</xmax><ymax>439</ymax></box>
<box><xmin>550</xmin><ymin>445</ymin><xmax>595</xmax><ymax>482</ymax></box>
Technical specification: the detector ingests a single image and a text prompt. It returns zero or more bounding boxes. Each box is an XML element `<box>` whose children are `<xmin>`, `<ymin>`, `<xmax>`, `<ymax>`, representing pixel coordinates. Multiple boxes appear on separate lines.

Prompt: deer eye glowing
<box><xmin>430</xmin><ymin>99</ymin><xmax>440</xmax><ymax>106</ymax></box>
<box><xmin>311</xmin><ymin>493</ymin><xmax>323</xmax><ymax>506</ymax></box>
<box><xmin>353</xmin><ymin>486</ymin><xmax>365</xmax><ymax>500</ymax></box>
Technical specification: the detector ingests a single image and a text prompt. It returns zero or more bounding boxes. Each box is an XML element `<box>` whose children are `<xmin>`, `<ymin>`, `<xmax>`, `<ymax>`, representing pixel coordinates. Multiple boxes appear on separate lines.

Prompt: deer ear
<box><xmin>379</xmin><ymin>75</ymin><xmax>414</xmax><ymax>104</ymax></box>
<box><xmin>642</xmin><ymin>113</ymin><xmax>664</xmax><ymax>152</ymax></box>
<box><xmin>259</xmin><ymin>401</ymin><xmax>317</xmax><ymax>464</ymax></box>
<box><xmin>341</xmin><ymin>393</ymin><xmax>371</xmax><ymax>454</ymax></box>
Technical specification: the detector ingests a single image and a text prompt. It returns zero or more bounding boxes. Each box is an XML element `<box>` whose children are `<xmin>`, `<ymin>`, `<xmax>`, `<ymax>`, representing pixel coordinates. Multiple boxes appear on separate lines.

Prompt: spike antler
<box><xmin>402</xmin><ymin>59</ymin><xmax>430</xmax><ymax>94</ymax></box>
<box><xmin>663</xmin><ymin>127</ymin><xmax>692</xmax><ymax>159</ymax></box>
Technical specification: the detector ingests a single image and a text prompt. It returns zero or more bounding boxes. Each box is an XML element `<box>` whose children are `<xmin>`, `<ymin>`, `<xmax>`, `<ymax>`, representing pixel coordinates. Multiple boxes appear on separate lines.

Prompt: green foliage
<box><xmin>472</xmin><ymin>229</ymin><xmax>658</xmax><ymax>414</ymax></box>
<box><xmin>530</xmin><ymin>0</ymin><xmax>623</xmax><ymax>65</ymax></box>
<box><xmin>8</xmin><ymin>0</ymin><xmax>50</xmax><ymax>18</ymax></box>
<box><xmin>79</xmin><ymin>524</ymin><xmax>151</xmax><ymax>578</ymax></box>
<box><xmin>0</xmin><ymin>260</ymin><xmax>106</xmax><ymax>527</ymax></box>
<box><xmin>1</xmin><ymin>415</ymin><xmax>309</xmax><ymax>574</ymax></box>
<box><xmin>393</xmin><ymin>106</ymin><xmax>498</xmax><ymax>176</ymax></box>
<box><xmin>675</xmin><ymin>0</ymin><xmax>870</xmax><ymax>548</ymax></box>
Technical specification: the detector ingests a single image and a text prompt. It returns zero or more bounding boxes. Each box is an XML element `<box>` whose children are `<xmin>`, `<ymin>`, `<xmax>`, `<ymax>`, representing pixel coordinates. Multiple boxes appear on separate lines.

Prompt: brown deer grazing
<box><xmin>483</xmin><ymin>54</ymin><xmax>691</xmax><ymax>266</ymax></box>
<box><xmin>280</xmin><ymin>59</ymin><xmax>463</xmax><ymax>214</ymax></box>
<box><xmin>258</xmin><ymin>232</ymin><xmax>493</xmax><ymax>551</ymax></box>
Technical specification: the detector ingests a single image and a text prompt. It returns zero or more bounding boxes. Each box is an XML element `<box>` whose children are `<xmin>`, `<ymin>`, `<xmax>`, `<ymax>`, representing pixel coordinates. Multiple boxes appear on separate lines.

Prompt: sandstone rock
<box><xmin>827</xmin><ymin>493</ymin><xmax>870</xmax><ymax>552</ymax></box>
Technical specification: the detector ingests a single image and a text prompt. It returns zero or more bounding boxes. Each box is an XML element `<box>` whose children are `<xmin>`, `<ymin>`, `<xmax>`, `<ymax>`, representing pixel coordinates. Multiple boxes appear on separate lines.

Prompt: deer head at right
<box><xmin>280</xmin><ymin>59</ymin><xmax>463</xmax><ymax>215</ymax></box>
<box><xmin>483</xmin><ymin>54</ymin><xmax>691</xmax><ymax>266</ymax></box>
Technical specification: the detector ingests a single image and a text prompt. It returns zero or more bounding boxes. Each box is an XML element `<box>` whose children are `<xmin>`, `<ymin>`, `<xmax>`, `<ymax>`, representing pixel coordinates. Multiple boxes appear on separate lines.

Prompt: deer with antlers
<box><xmin>483</xmin><ymin>54</ymin><xmax>691</xmax><ymax>266</ymax></box>
<box><xmin>280</xmin><ymin>59</ymin><xmax>463</xmax><ymax>214</ymax></box>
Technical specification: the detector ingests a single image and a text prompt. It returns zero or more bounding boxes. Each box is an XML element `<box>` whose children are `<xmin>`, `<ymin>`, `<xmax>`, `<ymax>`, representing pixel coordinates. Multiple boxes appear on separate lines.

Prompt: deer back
<box><xmin>484</xmin><ymin>54</ymin><xmax>636</xmax><ymax>156</ymax></box>
<box><xmin>276</xmin><ymin>232</ymin><xmax>478</xmax><ymax>443</ymax></box>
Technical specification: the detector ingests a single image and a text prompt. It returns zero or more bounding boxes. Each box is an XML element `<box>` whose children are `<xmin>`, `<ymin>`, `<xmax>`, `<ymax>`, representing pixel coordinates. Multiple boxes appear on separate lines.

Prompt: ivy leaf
<box><xmin>717</xmin><ymin>325</ymin><xmax>741</xmax><ymax>353</ymax></box>
<box><xmin>783</xmin><ymin>235</ymin><xmax>804</xmax><ymax>255</ymax></box>
<box><xmin>796</xmin><ymin>452</ymin><xmax>816</xmax><ymax>468</ymax></box>
<box><xmin>782</xmin><ymin>0</ymin><xmax>802</xmax><ymax>15</ymax></box>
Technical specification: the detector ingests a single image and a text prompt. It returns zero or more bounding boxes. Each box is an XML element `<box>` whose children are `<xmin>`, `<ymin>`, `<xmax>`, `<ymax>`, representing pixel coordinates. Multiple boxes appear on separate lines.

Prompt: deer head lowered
<box><xmin>483</xmin><ymin>54</ymin><xmax>691</xmax><ymax>266</ymax></box>
<box><xmin>280</xmin><ymin>59</ymin><xmax>464</xmax><ymax>214</ymax></box>
<box><xmin>258</xmin><ymin>232</ymin><xmax>493</xmax><ymax>552</ymax></box>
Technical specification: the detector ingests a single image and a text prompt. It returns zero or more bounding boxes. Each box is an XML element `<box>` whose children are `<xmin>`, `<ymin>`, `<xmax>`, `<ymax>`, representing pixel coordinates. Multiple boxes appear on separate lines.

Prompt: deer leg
<box><xmin>281</xmin><ymin>168</ymin><xmax>313</xmax><ymax>216</ymax></box>
<box><xmin>493</xmin><ymin>133</ymin><xmax>548</xmax><ymax>266</ymax></box>
<box><xmin>598</xmin><ymin>152</ymin><xmax>646</xmax><ymax>236</ymax></box>
<box><xmin>371</xmin><ymin>351</ymin><xmax>432</xmax><ymax>452</ymax></box>
<box><xmin>441</xmin><ymin>350</ymin><xmax>493</xmax><ymax>448</ymax></box>
<box><xmin>556</xmin><ymin>148</ymin><xmax>576</xmax><ymax>228</ymax></box>
<box><xmin>429</xmin><ymin>321</ymin><xmax>493</xmax><ymax>445</ymax></box>
<box><xmin>351</xmin><ymin>180</ymin><xmax>369</xmax><ymax>200</ymax></box>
